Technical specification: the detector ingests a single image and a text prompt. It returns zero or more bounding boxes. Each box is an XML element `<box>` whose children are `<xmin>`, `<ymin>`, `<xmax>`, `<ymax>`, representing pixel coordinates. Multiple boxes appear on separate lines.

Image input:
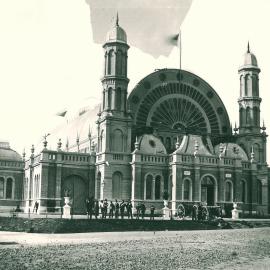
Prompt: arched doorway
<box><xmin>62</xmin><ymin>175</ymin><xmax>87</xmax><ymax>214</ymax></box>
<box><xmin>201</xmin><ymin>176</ymin><xmax>216</xmax><ymax>206</ymax></box>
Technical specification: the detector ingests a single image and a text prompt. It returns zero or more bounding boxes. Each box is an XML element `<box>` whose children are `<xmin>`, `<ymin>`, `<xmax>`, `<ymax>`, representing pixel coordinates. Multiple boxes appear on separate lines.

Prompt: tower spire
<box><xmin>247</xmin><ymin>41</ymin><xmax>250</xmax><ymax>53</ymax></box>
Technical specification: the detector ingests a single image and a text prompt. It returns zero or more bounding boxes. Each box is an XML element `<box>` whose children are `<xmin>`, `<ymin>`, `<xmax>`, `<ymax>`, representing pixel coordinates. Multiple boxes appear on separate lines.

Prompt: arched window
<box><xmin>257</xmin><ymin>180</ymin><xmax>262</xmax><ymax>204</ymax></box>
<box><xmin>107</xmin><ymin>50</ymin><xmax>113</xmax><ymax>75</ymax></box>
<box><xmin>252</xmin><ymin>75</ymin><xmax>258</xmax><ymax>96</ymax></box>
<box><xmin>145</xmin><ymin>175</ymin><xmax>153</xmax><ymax>200</ymax></box>
<box><xmin>116</xmin><ymin>87</ymin><xmax>122</xmax><ymax>111</ymax></box>
<box><xmin>112</xmin><ymin>129</ymin><xmax>123</xmax><ymax>152</ymax></box>
<box><xmin>253</xmin><ymin>143</ymin><xmax>260</xmax><ymax>162</ymax></box>
<box><xmin>116</xmin><ymin>50</ymin><xmax>122</xmax><ymax>75</ymax></box>
<box><xmin>0</xmin><ymin>177</ymin><xmax>4</xmax><ymax>199</ymax></box>
<box><xmin>239</xmin><ymin>108</ymin><xmax>245</xmax><ymax>126</ymax></box>
<box><xmin>108</xmin><ymin>88</ymin><xmax>112</xmax><ymax>109</ymax></box>
<box><xmin>246</xmin><ymin>107</ymin><xmax>251</xmax><ymax>125</ymax></box>
<box><xmin>112</xmin><ymin>172</ymin><xmax>122</xmax><ymax>199</ymax></box>
<box><xmin>253</xmin><ymin>107</ymin><xmax>259</xmax><ymax>126</ymax></box>
<box><xmin>183</xmin><ymin>179</ymin><xmax>191</xmax><ymax>201</ymax></box>
<box><xmin>240</xmin><ymin>180</ymin><xmax>247</xmax><ymax>203</ymax></box>
<box><xmin>155</xmin><ymin>175</ymin><xmax>161</xmax><ymax>199</ymax></box>
<box><xmin>6</xmin><ymin>178</ymin><xmax>13</xmax><ymax>199</ymax></box>
<box><xmin>225</xmin><ymin>181</ymin><xmax>233</xmax><ymax>202</ymax></box>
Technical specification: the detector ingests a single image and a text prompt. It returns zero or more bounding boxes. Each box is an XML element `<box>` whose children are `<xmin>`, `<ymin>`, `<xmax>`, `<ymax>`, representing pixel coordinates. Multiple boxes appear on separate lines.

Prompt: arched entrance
<box><xmin>201</xmin><ymin>176</ymin><xmax>216</xmax><ymax>206</ymax></box>
<box><xmin>62</xmin><ymin>175</ymin><xmax>87</xmax><ymax>214</ymax></box>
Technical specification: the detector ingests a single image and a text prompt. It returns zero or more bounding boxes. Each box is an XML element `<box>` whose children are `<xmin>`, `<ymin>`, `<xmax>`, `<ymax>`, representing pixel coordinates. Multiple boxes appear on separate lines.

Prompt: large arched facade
<box><xmin>128</xmin><ymin>69</ymin><xmax>231</xmax><ymax>152</ymax></box>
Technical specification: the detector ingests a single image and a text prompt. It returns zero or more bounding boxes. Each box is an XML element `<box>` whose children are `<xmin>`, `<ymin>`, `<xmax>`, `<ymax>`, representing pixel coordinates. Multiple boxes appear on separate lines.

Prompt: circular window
<box><xmin>159</xmin><ymin>73</ymin><xmax>166</xmax><ymax>82</ymax></box>
<box><xmin>149</xmin><ymin>140</ymin><xmax>156</xmax><ymax>148</ymax></box>
<box><xmin>193</xmin><ymin>79</ymin><xmax>200</xmax><ymax>87</ymax></box>
<box><xmin>143</xmin><ymin>81</ymin><xmax>151</xmax><ymax>89</ymax></box>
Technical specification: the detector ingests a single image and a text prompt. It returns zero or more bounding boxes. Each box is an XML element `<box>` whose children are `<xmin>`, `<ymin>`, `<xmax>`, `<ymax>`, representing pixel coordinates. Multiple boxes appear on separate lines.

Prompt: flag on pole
<box><xmin>85</xmin><ymin>0</ymin><xmax>193</xmax><ymax>58</ymax></box>
<box><xmin>167</xmin><ymin>30</ymin><xmax>182</xmax><ymax>70</ymax></box>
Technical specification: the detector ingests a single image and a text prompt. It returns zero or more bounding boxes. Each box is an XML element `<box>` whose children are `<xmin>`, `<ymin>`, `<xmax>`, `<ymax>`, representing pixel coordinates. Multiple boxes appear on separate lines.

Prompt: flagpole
<box><xmin>179</xmin><ymin>29</ymin><xmax>182</xmax><ymax>71</ymax></box>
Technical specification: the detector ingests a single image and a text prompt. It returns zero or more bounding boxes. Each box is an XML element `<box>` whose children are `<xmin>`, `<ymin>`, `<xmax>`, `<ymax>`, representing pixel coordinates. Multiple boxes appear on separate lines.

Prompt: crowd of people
<box><xmin>85</xmin><ymin>197</ymin><xmax>156</xmax><ymax>220</ymax></box>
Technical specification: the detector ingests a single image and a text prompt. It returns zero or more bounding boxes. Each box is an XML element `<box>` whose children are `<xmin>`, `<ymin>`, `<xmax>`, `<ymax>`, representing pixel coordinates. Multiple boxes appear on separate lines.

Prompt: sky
<box><xmin>0</xmin><ymin>0</ymin><xmax>270</xmax><ymax>161</ymax></box>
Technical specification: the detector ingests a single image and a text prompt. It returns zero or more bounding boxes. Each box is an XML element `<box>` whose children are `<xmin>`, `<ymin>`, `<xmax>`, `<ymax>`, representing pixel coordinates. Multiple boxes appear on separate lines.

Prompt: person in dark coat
<box><xmin>150</xmin><ymin>205</ymin><xmax>155</xmax><ymax>220</ymax></box>
<box><xmin>140</xmin><ymin>203</ymin><xmax>146</xmax><ymax>220</ymax></box>
<box><xmin>94</xmin><ymin>200</ymin><xmax>99</xmax><ymax>219</ymax></box>
<box><xmin>192</xmin><ymin>204</ymin><xmax>198</xmax><ymax>221</ymax></box>
<box><xmin>198</xmin><ymin>203</ymin><xmax>203</xmax><ymax>221</ymax></box>
<box><xmin>109</xmin><ymin>201</ymin><xmax>115</xmax><ymax>218</ymax></box>
<box><xmin>136</xmin><ymin>203</ymin><xmax>141</xmax><ymax>219</ymax></box>
<box><xmin>115</xmin><ymin>199</ymin><xmax>120</xmax><ymax>219</ymax></box>
<box><xmin>120</xmin><ymin>200</ymin><xmax>126</xmax><ymax>219</ymax></box>
<box><xmin>127</xmin><ymin>200</ymin><xmax>133</xmax><ymax>219</ymax></box>
<box><xmin>103</xmin><ymin>199</ymin><xmax>108</xmax><ymax>219</ymax></box>
<box><xmin>33</xmin><ymin>201</ymin><xmax>39</xmax><ymax>213</ymax></box>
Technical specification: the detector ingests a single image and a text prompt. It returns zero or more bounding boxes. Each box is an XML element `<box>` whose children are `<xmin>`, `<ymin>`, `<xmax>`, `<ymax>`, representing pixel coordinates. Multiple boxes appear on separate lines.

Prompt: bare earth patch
<box><xmin>0</xmin><ymin>228</ymin><xmax>270</xmax><ymax>270</ymax></box>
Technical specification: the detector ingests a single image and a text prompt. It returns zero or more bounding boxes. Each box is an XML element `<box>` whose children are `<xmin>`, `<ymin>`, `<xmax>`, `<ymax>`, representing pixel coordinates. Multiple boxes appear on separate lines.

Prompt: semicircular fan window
<box><xmin>150</xmin><ymin>98</ymin><xmax>208</xmax><ymax>134</ymax></box>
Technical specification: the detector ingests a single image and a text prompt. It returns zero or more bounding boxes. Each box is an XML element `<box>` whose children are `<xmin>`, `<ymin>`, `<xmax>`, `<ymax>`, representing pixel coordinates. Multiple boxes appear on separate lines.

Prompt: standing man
<box><xmin>127</xmin><ymin>200</ymin><xmax>133</xmax><ymax>219</ymax></box>
<box><xmin>115</xmin><ymin>199</ymin><xmax>120</xmax><ymax>219</ymax></box>
<box><xmin>94</xmin><ymin>200</ymin><xmax>99</xmax><ymax>219</ymax></box>
<box><xmin>150</xmin><ymin>205</ymin><xmax>155</xmax><ymax>220</ymax></box>
<box><xmin>103</xmin><ymin>199</ymin><xmax>108</xmax><ymax>219</ymax></box>
<box><xmin>109</xmin><ymin>201</ymin><xmax>115</xmax><ymax>218</ymax></box>
<box><xmin>120</xmin><ymin>200</ymin><xmax>126</xmax><ymax>219</ymax></box>
<box><xmin>192</xmin><ymin>204</ymin><xmax>198</xmax><ymax>221</ymax></box>
<box><xmin>136</xmin><ymin>203</ymin><xmax>141</xmax><ymax>219</ymax></box>
<box><xmin>140</xmin><ymin>203</ymin><xmax>146</xmax><ymax>220</ymax></box>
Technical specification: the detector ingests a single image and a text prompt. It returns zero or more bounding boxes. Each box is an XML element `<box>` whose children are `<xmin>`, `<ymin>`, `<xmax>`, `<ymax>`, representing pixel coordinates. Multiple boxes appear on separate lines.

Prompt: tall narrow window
<box><xmin>0</xmin><ymin>177</ymin><xmax>4</xmax><ymax>199</ymax></box>
<box><xmin>146</xmin><ymin>175</ymin><xmax>153</xmax><ymax>200</ymax></box>
<box><xmin>257</xmin><ymin>180</ymin><xmax>262</xmax><ymax>204</ymax></box>
<box><xmin>116</xmin><ymin>88</ymin><xmax>122</xmax><ymax>111</ymax></box>
<box><xmin>240</xmin><ymin>180</ymin><xmax>246</xmax><ymax>203</ymax></box>
<box><xmin>6</xmin><ymin>178</ymin><xmax>13</xmax><ymax>199</ymax></box>
<box><xmin>183</xmin><ymin>179</ymin><xmax>191</xmax><ymax>201</ymax></box>
<box><xmin>225</xmin><ymin>181</ymin><xmax>233</xmax><ymax>202</ymax></box>
<box><xmin>155</xmin><ymin>175</ymin><xmax>161</xmax><ymax>199</ymax></box>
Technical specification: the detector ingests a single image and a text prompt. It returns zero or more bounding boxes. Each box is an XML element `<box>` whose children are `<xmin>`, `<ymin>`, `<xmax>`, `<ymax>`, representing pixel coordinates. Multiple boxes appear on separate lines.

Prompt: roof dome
<box><xmin>137</xmin><ymin>134</ymin><xmax>167</xmax><ymax>155</ymax></box>
<box><xmin>214</xmin><ymin>143</ymin><xmax>248</xmax><ymax>161</ymax></box>
<box><xmin>0</xmin><ymin>141</ymin><xmax>22</xmax><ymax>161</ymax></box>
<box><xmin>105</xmin><ymin>14</ymin><xmax>127</xmax><ymax>44</ymax></box>
<box><xmin>239</xmin><ymin>43</ymin><xmax>259</xmax><ymax>71</ymax></box>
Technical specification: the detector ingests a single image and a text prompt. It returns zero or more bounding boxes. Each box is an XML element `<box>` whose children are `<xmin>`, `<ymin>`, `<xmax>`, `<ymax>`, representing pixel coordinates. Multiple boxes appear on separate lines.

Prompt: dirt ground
<box><xmin>0</xmin><ymin>228</ymin><xmax>270</xmax><ymax>270</ymax></box>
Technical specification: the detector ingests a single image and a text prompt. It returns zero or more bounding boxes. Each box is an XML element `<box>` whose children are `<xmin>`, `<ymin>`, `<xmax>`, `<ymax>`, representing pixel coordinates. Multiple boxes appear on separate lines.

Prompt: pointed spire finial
<box><xmin>116</xmin><ymin>11</ymin><xmax>119</xmax><ymax>26</ymax></box>
<box><xmin>66</xmin><ymin>137</ymin><xmax>69</xmax><ymax>152</ymax></box>
<box><xmin>134</xmin><ymin>136</ymin><xmax>139</xmax><ymax>150</ymax></box>
<box><xmin>247</xmin><ymin>41</ymin><xmax>250</xmax><ymax>53</ymax></box>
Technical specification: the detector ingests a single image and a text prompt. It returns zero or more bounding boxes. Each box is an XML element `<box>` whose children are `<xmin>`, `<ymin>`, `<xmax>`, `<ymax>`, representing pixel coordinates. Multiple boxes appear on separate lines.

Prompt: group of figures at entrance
<box><xmin>83</xmin><ymin>197</ymin><xmax>222</xmax><ymax>221</ymax></box>
<box><xmin>85</xmin><ymin>197</ymin><xmax>156</xmax><ymax>220</ymax></box>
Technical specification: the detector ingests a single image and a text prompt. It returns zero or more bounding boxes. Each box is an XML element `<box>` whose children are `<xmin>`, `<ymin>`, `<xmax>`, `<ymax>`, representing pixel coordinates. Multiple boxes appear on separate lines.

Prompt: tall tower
<box><xmin>101</xmin><ymin>13</ymin><xmax>129</xmax><ymax>115</ymax></box>
<box><xmin>237</xmin><ymin>43</ymin><xmax>267</xmax><ymax>164</ymax></box>
<box><xmin>95</xmin><ymin>14</ymin><xmax>132</xmax><ymax>201</ymax></box>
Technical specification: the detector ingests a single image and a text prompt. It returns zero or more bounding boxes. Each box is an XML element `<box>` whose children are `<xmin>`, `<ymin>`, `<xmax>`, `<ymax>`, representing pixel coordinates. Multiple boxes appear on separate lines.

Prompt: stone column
<box><xmin>40</xmin><ymin>163</ymin><xmax>49</xmax><ymax>213</ymax></box>
<box><xmin>55</xmin><ymin>163</ymin><xmax>62</xmax><ymax>213</ymax></box>
<box><xmin>194</xmin><ymin>162</ymin><xmax>200</xmax><ymax>202</ymax></box>
<box><xmin>171</xmin><ymin>164</ymin><xmax>177</xmax><ymax>214</ymax></box>
<box><xmin>250</xmin><ymin>162</ymin><xmax>258</xmax><ymax>214</ymax></box>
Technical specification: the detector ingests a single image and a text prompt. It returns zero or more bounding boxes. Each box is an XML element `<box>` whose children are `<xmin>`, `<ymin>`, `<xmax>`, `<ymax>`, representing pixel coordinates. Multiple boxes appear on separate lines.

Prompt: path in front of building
<box><xmin>0</xmin><ymin>228</ymin><xmax>270</xmax><ymax>270</ymax></box>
